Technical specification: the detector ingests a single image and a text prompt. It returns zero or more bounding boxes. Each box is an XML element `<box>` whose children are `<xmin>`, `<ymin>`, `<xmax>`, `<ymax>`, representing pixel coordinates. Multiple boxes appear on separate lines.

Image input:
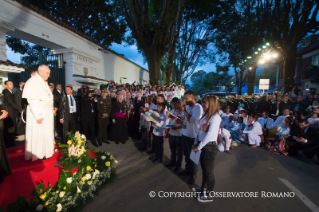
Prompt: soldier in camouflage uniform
<box><xmin>97</xmin><ymin>90</ymin><xmax>112</xmax><ymax>146</ymax></box>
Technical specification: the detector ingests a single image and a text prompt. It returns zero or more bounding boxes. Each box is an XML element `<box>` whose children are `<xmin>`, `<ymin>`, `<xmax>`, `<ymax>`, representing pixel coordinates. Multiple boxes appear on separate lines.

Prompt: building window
<box><xmin>313</xmin><ymin>54</ymin><xmax>319</xmax><ymax>67</ymax></box>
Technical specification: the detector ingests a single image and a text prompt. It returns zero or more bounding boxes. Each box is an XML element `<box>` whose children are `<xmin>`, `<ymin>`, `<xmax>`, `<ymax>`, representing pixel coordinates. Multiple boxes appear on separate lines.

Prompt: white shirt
<box><xmin>150</xmin><ymin>91</ymin><xmax>157</xmax><ymax>96</ymax></box>
<box><xmin>67</xmin><ymin>95</ymin><xmax>77</xmax><ymax>113</ymax></box>
<box><xmin>221</xmin><ymin>113</ymin><xmax>233</xmax><ymax>126</ymax></box>
<box><xmin>168</xmin><ymin>109</ymin><xmax>184</xmax><ymax>137</ymax></box>
<box><xmin>152</xmin><ymin>112</ymin><xmax>167</xmax><ymax>136</ymax></box>
<box><xmin>196</xmin><ymin>113</ymin><xmax>221</xmax><ymax>150</ymax></box>
<box><xmin>180</xmin><ymin>88</ymin><xmax>185</xmax><ymax>97</ymax></box>
<box><xmin>149</xmin><ymin>103</ymin><xmax>157</xmax><ymax>111</ymax></box>
<box><xmin>243</xmin><ymin>116</ymin><xmax>248</xmax><ymax>124</ymax></box>
<box><xmin>243</xmin><ymin>121</ymin><xmax>263</xmax><ymax>135</ymax></box>
<box><xmin>268</xmin><ymin>115</ymin><xmax>290</xmax><ymax>130</ymax></box>
<box><xmin>139</xmin><ymin>113</ymin><xmax>151</xmax><ymax>131</ymax></box>
<box><xmin>257</xmin><ymin>117</ymin><xmax>274</xmax><ymax>129</ymax></box>
<box><xmin>182</xmin><ymin>104</ymin><xmax>203</xmax><ymax>138</ymax></box>
<box><xmin>276</xmin><ymin>123</ymin><xmax>290</xmax><ymax>139</ymax></box>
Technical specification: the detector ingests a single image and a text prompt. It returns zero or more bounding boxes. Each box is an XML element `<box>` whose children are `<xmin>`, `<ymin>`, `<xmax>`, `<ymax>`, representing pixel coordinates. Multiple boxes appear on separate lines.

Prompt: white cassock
<box><xmin>243</xmin><ymin>121</ymin><xmax>263</xmax><ymax>146</ymax></box>
<box><xmin>22</xmin><ymin>73</ymin><xmax>54</xmax><ymax>161</ymax></box>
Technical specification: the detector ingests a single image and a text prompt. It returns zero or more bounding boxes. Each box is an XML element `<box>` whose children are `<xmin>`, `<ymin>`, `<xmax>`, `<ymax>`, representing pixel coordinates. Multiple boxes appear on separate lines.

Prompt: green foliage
<box><xmin>190</xmin><ymin>69</ymin><xmax>234</xmax><ymax>95</ymax></box>
<box><xmin>6</xmin><ymin>36</ymin><xmax>53</xmax><ymax>66</ymax></box>
<box><xmin>8</xmin><ymin>131</ymin><xmax>117</xmax><ymax>212</ymax></box>
<box><xmin>6</xmin><ymin>196</ymin><xmax>27</xmax><ymax>212</ymax></box>
<box><xmin>25</xmin><ymin>0</ymin><xmax>126</xmax><ymax>46</ymax></box>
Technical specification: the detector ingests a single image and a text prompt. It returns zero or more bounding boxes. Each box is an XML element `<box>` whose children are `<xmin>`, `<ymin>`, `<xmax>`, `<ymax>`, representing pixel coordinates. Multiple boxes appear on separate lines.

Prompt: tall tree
<box><xmin>121</xmin><ymin>0</ymin><xmax>186</xmax><ymax>85</ymax></box>
<box><xmin>262</xmin><ymin>0</ymin><xmax>319</xmax><ymax>93</ymax></box>
<box><xmin>26</xmin><ymin>0</ymin><xmax>127</xmax><ymax>46</ymax></box>
<box><xmin>213</xmin><ymin>0</ymin><xmax>267</xmax><ymax>94</ymax></box>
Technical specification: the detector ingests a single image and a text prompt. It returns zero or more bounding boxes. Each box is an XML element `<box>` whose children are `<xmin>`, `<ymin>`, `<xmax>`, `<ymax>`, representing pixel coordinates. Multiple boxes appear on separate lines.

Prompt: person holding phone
<box><xmin>285</xmin><ymin>119</ymin><xmax>319</xmax><ymax>158</ymax></box>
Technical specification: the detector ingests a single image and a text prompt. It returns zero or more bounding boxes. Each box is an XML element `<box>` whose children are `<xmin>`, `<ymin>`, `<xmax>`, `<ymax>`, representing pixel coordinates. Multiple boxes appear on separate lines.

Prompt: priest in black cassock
<box><xmin>110</xmin><ymin>94</ymin><xmax>128</xmax><ymax>144</ymax></box>
<box><xmin>0</xmin><ymin>103</ymin><xmax>11</xmax><ymax>182</ymax></box>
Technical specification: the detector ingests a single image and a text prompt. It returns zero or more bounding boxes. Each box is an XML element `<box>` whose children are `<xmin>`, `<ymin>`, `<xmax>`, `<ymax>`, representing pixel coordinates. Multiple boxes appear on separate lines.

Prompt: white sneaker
<box><xmin>197</xmin><ymin>191</ymin><xmax>213</xmax><ymax>203</ymax></box>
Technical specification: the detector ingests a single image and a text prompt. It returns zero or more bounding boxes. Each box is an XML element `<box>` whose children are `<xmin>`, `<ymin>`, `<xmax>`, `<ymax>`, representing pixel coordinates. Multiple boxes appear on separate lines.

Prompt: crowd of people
<box><xmin>1</xmin><ymin>65</ymin><xmax>319</xmax><ymax>203</ymax></box>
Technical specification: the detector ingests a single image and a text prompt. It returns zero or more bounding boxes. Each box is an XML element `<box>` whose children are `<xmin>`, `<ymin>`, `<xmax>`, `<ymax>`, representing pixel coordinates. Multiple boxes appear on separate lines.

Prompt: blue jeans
<box><xmin>154</xmin><ymin>134</ymin><xmax>164</xmax><ymax>160</ymax></box>
<box><xmin>169</xmin><ymin>135</ymin><xmax>183</xmax><ymax>167</ymax></box>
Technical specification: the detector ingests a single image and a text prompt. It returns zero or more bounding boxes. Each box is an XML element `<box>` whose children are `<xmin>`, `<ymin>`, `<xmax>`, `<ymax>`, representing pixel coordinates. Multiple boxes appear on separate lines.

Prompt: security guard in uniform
<box><xmin>97</xmin><ymin>89</ymin><xmax>112</xmax><ymax>145</ymax></box>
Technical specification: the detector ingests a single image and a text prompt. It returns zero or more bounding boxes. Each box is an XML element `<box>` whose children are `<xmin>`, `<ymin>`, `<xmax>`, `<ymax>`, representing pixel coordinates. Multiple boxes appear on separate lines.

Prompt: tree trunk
<box><xmin>283</xmin><ymin>51</ymin><xmax>297</xmax><ymax>93</ymax></box>
<box><xmin>235</xmin><ymin>66</ymin><xmax>243</xmax><ymax>95</ymax></box>
<box><xmin>165</xmin><ymin>48</ymin><xmax>175</xmax><ymax>85</ymax></box>
<box><xmin>247</xmin><ymin>66</ymin><xmax>256</xmax><ymax>95</ymax></box>
<box><xmin>145</xmin><ymin>52</ymin><xmax>162</xmax><ymax>85</ymax></box>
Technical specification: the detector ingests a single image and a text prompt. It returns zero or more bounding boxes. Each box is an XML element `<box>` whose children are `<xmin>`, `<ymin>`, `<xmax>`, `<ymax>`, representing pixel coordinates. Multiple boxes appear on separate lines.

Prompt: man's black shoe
<box><xmin>149</xmin><ymin>156</ymin><xmax>157</xmax><ymax>161</ymax></box>
<box><xmin>147</xmin><ymin>150</ymin><xmax>155</xmax><ymax>154</ymax></box>
<box><xmin>153</xmin><ymin>159</ymin><xmax>163</xmax><ymax>164</ymax></box>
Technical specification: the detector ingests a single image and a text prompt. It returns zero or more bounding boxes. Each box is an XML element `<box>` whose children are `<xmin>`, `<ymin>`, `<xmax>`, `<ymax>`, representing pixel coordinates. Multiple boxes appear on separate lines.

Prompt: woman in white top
<box><xmin>150</xmin><ymin>87</ymin><xmax>157</xmax><ymax>96</ymax></box>
<box><xmin>192</xmin><ymin>95</ymin><xmax>221</xmax><ymax>203</ymax></box>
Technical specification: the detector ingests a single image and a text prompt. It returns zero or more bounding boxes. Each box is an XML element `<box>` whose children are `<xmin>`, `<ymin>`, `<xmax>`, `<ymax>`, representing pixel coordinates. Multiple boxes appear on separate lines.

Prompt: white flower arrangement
<box><xmin>85</xmin><ymin>173</ymin><xmax>91</xmax><ymax>180</ymax></box>
<box><xmin>66</xmin><ymin>177</ymin><xmax>72</xmax><ymax>184</ymax></box>
<box><xmin>56</xmin><ymin>203</ymin><xmax>62</xmax><ymax>212</ymax></box>
<box><xmin>77</xmin><ymin>186</ymin><xmax>81</xmax><ymax>194</ymax></box>
<box><xmin>10</xmin><ymin>131</ymin><xmax>116</xmax><ymax>212</ymax></box>
<box><xmin>36</xmin><ymin>204</ymin><xmax>43</xmax><ymax>211</ymax></box>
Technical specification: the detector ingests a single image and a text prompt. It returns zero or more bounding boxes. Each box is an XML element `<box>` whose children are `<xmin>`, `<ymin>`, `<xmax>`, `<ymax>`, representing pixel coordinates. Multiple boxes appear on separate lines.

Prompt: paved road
<box><xmin>80</xmin><ymin>138</ymin><xmax>319</xmax><ymax>212</ymax></box>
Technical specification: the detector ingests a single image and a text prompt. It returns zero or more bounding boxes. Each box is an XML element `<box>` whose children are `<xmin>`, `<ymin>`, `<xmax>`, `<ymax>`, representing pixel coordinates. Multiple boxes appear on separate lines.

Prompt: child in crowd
<box><xmin>307</xmin><ymin>113</ymin><xmax>319</xmax><ymax>129</ymax></box>
<box><xmin>218</xmin><ymin>128</ymin><xmax>233</xmax><ymax>154</ymax></box>
<box><xmin>242</xmin><ymin>114</ymin><xmax>263</xmax><ymax>148</ymax></box>
<box><xmin>222</xmin><ymin>115</ymin><xmax>235</xmax><ymax>130</ymax></box>
<box><xmin>165</xmin><ymin>97</ymin><xmax>184</xmax><ymax>172</ymax></box>
<box><xmin>229</xmin><ymin>116</ymin><xmax>246</xmax><ymax>143</ymax></box>
<box><xmin>139</xmin><ymin>107</ymin><xmax>151</xmax><ymax>151</ymax></box>
<box><xmin>150</xmin><ymin>103</ymin><xmax>167</xmax><ymax>164</ymax></box>
<box><xmin>265</xmin><ymin>116</ymin><xmax>293</xmax><ymax>155</ymax></box>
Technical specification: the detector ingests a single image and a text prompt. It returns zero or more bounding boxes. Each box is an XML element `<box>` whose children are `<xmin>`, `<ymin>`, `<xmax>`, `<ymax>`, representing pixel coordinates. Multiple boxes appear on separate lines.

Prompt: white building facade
<box><xmin>0</xmin><ymin>0</ymin><xmax>149</xmax><ymax>91</ymax></box>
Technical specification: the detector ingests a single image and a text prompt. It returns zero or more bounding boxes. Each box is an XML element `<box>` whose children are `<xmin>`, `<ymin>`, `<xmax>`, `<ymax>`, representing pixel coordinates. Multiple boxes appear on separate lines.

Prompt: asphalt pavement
<box><xmin>81</xmin><ymin>137</ymin><xmax>319</xmax><ymax>212</ymax></box>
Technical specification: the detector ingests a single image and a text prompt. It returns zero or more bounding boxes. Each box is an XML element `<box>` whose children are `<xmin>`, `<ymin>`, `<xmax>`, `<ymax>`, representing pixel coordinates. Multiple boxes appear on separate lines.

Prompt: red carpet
<box><xmin>0</xmin><ymin>144</ymin><xmax>62</xmax><ymax>210</ymax></box>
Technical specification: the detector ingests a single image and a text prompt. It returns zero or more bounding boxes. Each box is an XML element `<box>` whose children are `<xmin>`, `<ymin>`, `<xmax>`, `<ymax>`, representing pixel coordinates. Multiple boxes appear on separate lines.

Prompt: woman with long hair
<box><xmin>192</xmin><ymin>95</ymin><xmax>221</xmax><ymax>202</ymax></box>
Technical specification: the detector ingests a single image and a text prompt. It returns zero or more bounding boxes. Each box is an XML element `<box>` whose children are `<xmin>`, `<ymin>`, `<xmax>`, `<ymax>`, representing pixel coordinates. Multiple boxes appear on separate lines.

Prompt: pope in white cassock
<box><xmin>22</xmin><ymin>65</ymin><xmax>54</xmax><ymax>161</ymax></box>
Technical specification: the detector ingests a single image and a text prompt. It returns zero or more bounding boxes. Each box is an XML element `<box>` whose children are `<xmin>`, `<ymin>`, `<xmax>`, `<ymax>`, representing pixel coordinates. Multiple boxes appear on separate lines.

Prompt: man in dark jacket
<box><xmin>292</xmin><ymin>96</ymin><xmax>308</xmax><ymax>113</ymax></box>
<box><xmin>59</xmin><ymin>85</ymin><xmax>80</xmax><ymax>143</ymax></box>
<box><xmin>256</xmin><ymin>96</ymin><xmax>270</xmax><ymax>114</ymax></box>
<box><xmin>14</xmin><ymin>82</ymin><xmax>26</xmax><ymax>128</ymax></box>
<box><xmin>2</xmin><ymin>81</ymin><xmax>23</xmax><ymax>147</ymax></box>
<box><xmin>286</xmin><ymin>119</ymin><xmax>319</xmax><ymax>158</ymax></box>
<box><xmin>53</xmin><ymin>84</ymin><xmax>64</xmax><ymax>139</ymax></box>
<box><xmin>279</xmin><ymin>95</ymin><xmax>290</xmax><ymax>115</ymax></box>
<box><xmin>81</xmin><ymin>90</ymin><xmax>97</xmax><ymax>145</ymax></box>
